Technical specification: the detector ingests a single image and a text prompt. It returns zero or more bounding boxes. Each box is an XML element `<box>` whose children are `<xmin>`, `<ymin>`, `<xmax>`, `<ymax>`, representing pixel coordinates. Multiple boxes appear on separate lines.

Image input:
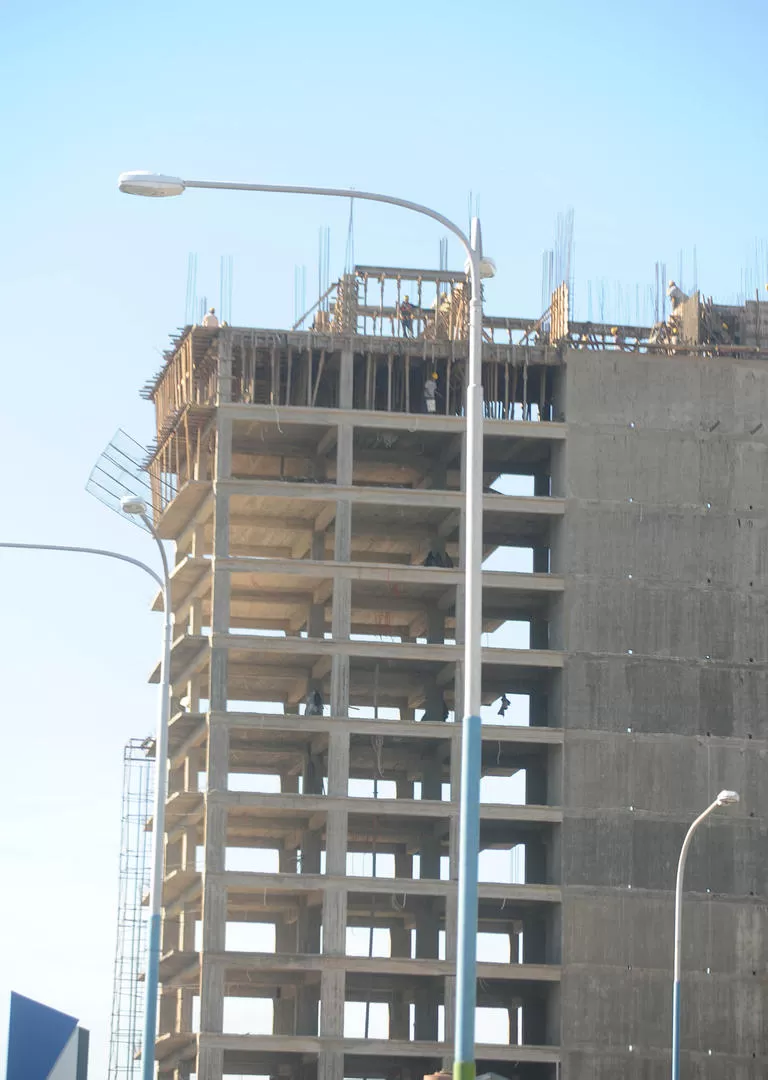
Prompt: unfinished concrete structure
<box><xmin>146</xmin><ymin>269</ymin><xmax>767</xmax><ymax>1080</ymax></box>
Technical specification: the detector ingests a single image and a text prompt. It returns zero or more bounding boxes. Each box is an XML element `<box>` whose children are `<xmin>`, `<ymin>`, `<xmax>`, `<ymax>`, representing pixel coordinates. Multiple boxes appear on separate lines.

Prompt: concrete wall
<box><xmin>557</xmin><ymin>348</ymin><xmax>768</xmax><ymax>1077</ymax></box>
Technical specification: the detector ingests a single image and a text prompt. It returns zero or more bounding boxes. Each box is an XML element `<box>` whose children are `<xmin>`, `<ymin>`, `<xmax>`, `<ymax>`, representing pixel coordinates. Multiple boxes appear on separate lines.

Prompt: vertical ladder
<box><xmin>107</xmin><ymin>738</ymin><xmax>155</xmax><ymax>1080</ymax></box>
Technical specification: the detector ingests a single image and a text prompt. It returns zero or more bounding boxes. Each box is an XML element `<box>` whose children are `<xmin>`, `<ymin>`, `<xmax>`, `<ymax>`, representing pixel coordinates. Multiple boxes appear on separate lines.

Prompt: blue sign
<box><xmin>6</xmin><ymin>993</ymin><xmax>89</xmax><ymax>1080</ymax></box>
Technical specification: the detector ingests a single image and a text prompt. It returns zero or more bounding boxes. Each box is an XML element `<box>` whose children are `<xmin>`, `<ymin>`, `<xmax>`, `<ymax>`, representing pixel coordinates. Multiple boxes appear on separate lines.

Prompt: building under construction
<box><xmin>142</xmin><ymin>268</ymin><xmax>767</xmax><ymax>1080</ymax></box>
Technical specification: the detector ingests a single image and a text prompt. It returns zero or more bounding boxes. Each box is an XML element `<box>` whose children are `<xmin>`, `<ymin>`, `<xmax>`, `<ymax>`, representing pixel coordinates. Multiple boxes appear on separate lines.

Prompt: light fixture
<box><xmin>118</xmin><ymin>172</ymin><xmax>186</xmax><ymax>198</ymax></box>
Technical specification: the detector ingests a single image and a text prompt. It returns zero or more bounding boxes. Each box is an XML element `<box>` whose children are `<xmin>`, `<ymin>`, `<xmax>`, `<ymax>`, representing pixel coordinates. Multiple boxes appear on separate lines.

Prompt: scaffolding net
<box><xmin>108</xmin><ymin>737</ymin><xmax>155</xmax><ymax>1079</ymax></box>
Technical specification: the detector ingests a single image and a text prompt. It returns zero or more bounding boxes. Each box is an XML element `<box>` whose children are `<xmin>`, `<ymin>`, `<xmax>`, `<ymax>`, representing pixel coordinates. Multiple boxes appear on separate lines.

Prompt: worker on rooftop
<box><xmin>202</xmin><ymin>306</ymin><xmax>219</xmax><ymax>328</ymax></box>
<box><xmin>399</xmin><ymin>295</ymin><xmax>415</xmax><ymax>338</ymax></box>
<box><xmin>667</xmin><ymin>281</ymin><xmax>688</xmax><ymax>312</ymax></box>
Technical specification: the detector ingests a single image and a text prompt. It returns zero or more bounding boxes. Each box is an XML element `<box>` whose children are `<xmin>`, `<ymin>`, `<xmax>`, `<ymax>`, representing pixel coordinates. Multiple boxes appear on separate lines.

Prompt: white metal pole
<box><xmin>454</xmin><ymin>218</ymin><xmax>484</xmax><ymax>1080</ymax></box>
<box><xmin>0</xmin><ymin>539</ymin><xmax>170</xmax><ymax>1077</ymax></box>
<box><xmin>139</xmin><ymin>514</ymin><xmax>172</xmax><ymax>1080</ymax></box>
<box><xmin>672</xmin><ymin>792</ymin><xmax>739</xmax><ymax>1080</ymax></box>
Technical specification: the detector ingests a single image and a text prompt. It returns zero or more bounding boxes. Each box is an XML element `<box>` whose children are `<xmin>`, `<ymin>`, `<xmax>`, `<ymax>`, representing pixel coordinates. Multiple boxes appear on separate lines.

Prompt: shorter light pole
<box><xmin>118</xmin><ymin>497</ymin><xmax>172</xmax><ymax>1080</ymax></box>
<box><xmin>672</xmin><ymin>789</ymin><xmax>739</xmax><ymax>1080</ymax></box>
<box><xmin>0</xmin><ymin>497</ymin><xmax>172</xmax><ymax>1080</ymax></box>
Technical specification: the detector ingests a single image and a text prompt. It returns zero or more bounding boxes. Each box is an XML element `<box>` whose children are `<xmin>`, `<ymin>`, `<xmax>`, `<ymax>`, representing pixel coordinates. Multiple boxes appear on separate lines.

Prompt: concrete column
<box><xmin>190</xmin><ymin>524</ymin><xmax>206</xmax><ymax>557</ymax></box>
<box><xmin>199</xmin><ymin>799</ymin><xmax>227</xmax><ymax>1048</ymax></box>
<box><xmin>316</xmin><ymin>417</ymin><xmax>353</xmax><ymax>1078</ymax></box>
<box><xmin>180</xmin><ymin>824</ymin><xmax>197</xmax><ymax>873</ymax></box>
<box><xmin>509</xmin><ymin>928</ymin><xmax>521</xmax><ymax>964</ymax></box>
<box><xmin>522</xmin><ymin>994</ymin><xmax>547</xmax><ymax>1046</ymax></box>
<box><xmin>530</xmin><ymin>616</ymin><xmax>549</xmax><ymax>649</ymax></box>
<box><xmin>526</xmin><ymin>756</ymin><xmax>548</xmax><ymax>806</ymax></box>
<box><xmin>390</xmin><ymin>871</ymin><xmax>412</xmax><ymax>1041</ymax></box>
<box><xmin>522</xmin><ymin>913</ymin><xmax>547</xmax><ymax>965</ymax></box>
<box><xmin>507</xmin><ymin>1005</ymin><xmax>520</xmax><ymax>1045</ymax></box>
<box><xmin>525</xmin><ymin>835</ymin><xmax>548</xmax><ymax>884</ymax></box>
<box><xmin>339</xmin><ymin>346</ymin><xmax>354</xmax><ymax>409</ymax></box>
<box><xmin>426</xmin><ymin>606</ymin><xmax>446</xmax><ymax>645</ymax></box>
<box><xmin>177</xmin><ymin>887</ymin><xmax>196</xmax><ymax>1032</ymax></box>
<box><xmin>529</xmin><ymin>688</ymin><xmax>549</xmax><ymax>727</ymax></box>
<box><xmin>188</xmin><ymin>597</ymin><xmax>203</xmax><ymax>636</ymax></box>
<box><xmin>186</xmin><ymin>674</ymin><xmax>202</xmax><ymax>713</ymax></box>
<box><xmin>331</xmin><ymin>424</ymin><xmax>353</xmax><ymax>719</ymax></box>
<box><xmin>206</xmin><ymin>721</ymin><xmax>229</xmax><ymax>792</ymax></box>
<box><xmin>216</xmin><ymin>328</ymin><xmax>233</xmax><ymax>405</ymax></box>
<box><xmin>274</xmin><ymin>889</ymin><xmax>297</xmax><ymax>1034</ymax></box>
<box><xmin>158</xmin><ymin>989</ymin><xmax>176</xmax><ymax>1036</ymax></box>
<box><xmin>296</xmin><ymin>984</ymin><xmax>319</xmax><ymax>1036</ymax></box>
<box><xmin>393</xmin><ymin>775</ymin><xmax>414</xmax><ymax>1037</ymax></box>
<box><xmin>184</xmin><ymin>748</ymin><xmax>202</xmax><ymax>794</ymax></box>
<box><xmin>318</xmin><ymin>1050</ymin><xmax>344</xmax><ymax>1080</ymax></box>
<box><xmin>209</xmin><ymin>418</ymin><xmax>232</xmax><ymax>714</ymax></box>
<box><xmin>196</xmin><ymin>1046</ymin><xmax>224</xmax><ymax>1080</ymax></box>
<box><xmin>308</xmin><ymin>530</ymin><xmax>326</xmax><ymax>636</ymax></box>
<box><xmin>321</xmin><ymin>728</ymin><xmax>349</xmax><ymax>1041</ymax></box>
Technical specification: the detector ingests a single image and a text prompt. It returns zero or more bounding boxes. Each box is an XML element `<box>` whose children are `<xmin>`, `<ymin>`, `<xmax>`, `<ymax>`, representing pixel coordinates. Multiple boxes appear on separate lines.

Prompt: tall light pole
<box><xmin>119</xmin><ymin>170</ymin><xmax>491</xmax><ymax>1080</ymax></box>
<box><xmin>672</xmin><ymin>789</ymin><xmax>739</xmax><ymax>1080</ymax></box>
<box><xmin>0</xmin><ymin>517</ymin><xmax>172</xmax><ymax>1080</ymax></box>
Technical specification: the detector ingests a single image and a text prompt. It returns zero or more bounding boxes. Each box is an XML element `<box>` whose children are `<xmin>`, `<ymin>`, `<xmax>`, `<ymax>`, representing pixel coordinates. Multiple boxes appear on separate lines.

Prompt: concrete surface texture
<box><xmin>556</xmin><ymin>347</ymin><xmax>767</xmax><ymax>1079</ymax></box>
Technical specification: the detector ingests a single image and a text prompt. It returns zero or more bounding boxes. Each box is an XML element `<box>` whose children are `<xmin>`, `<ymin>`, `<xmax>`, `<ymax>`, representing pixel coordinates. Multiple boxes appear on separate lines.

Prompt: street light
<box><xmin>672</xmin><ymin>789</ymin><xmax>740</xmax><ymax>1080</ymax></box>
<box><xmin>120</xmin><ymin>170</ymin><xmax>490</xmax><ymax>1080</ymax></box>
<box><xmin>116</xmin><ymin>496</ymin><xmax>173</xmax><ymax>1080</ymax></box>
<box><xmin>0</xmin><ymin>522</ymin><xmax>172</xmax><ymax>1077</ymax></box>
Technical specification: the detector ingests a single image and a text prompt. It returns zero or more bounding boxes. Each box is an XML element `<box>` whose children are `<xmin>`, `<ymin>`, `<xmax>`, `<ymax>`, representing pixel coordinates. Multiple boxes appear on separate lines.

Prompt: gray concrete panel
<box><xmin>554</xmin><ymin>502</ymin><xmax>768</xmax><ymax>585</ymax></box>
<box><xmin>562</xmin><ymin>654</ymin><xmax>768</xmax><ymax>737</ymax></box>
<box><xmin>561</xmin><ymin>817</ymin><xmax>766</xmax><ymax>894</ymax></box>
<box><xmin>560</xmin><ymin>965</ymin><xmax>766</xmax><ymax>1054</ymax></box>
<box><xmin>563</xmin><ymin>349</ymin><xmax>768</xmax><ymax>435</ymax></box>
<box><xmin>562</xmin><ymin>1048</ymin><xmax>766</xmax><ymax>1080</ymax></box>
<box><xmin>564</xmin><ymin>427</ymin><xmax>768</xmax><ymax>511</ymax></box>
<box><xmin>561</xmin><ymin>732</ymin><xmax>765</xmax><ymax>816</ymax></box>
<box><xmin>562</xmin><ymin>890</ymin><xmax>768</xmax><ymax>974</ymax></box>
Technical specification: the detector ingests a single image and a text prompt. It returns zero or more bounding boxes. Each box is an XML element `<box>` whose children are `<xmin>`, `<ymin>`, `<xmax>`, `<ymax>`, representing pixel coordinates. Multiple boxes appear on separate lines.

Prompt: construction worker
<box><xmin>612</xmin><ymin>326</ymin><xmax>626</xmax><ymax>350</ymax></box>
<box><xmin>305</xmin><ymin>689</ymin><xmax>324</xmax><ymax>716</ymax></box>
<box><xmin>424</xmin><ymin>371</ymin><xmax>438</xmax><ymax>413</ymax></box>
<box><xmin>423</xmin><ymin>548</ymin><xmax>454</xmax><ymax>568</ymax></box>
<box><xmin>399</xmin><ymin>295</ymin><xmax>415</xmax><ymax>338</ymax></box>
<box><xmin>667</xmin><ymin>281</ymin><xmax>688</xmax><ymax>312</ymax></box>
<box><xmin>202</xmin><ymin>306</ymin><xmax>219</xmax><ymax>328</ymax></box>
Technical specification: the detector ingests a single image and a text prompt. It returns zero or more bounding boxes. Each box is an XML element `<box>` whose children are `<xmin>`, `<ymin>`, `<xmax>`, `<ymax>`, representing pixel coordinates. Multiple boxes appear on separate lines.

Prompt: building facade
<box><xmin>146</xmin><ymin>278</ymin><xmax>766</xmax><ymax>1080</ymax></box>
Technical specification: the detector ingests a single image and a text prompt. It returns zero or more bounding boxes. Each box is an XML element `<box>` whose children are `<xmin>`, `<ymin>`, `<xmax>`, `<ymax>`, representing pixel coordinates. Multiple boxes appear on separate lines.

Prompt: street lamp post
<box><xmin>119</xmin><ymin>498</ymin><xmax>173</xmax><ymax>1080</ymax></box>
<box><xmin>119</xmin><ymin>170</ymin><xmax>490</xmax><ymax>1080</ymax></box>
<box><xmin>672</xmin><ymin>789</ymin><xmax>739</xmax><ymax>1080</ymax></box>
<box><xmin>0</xmin><ymin>507</ymin><xmax>172</xmax><ymax>1080</ymax></box>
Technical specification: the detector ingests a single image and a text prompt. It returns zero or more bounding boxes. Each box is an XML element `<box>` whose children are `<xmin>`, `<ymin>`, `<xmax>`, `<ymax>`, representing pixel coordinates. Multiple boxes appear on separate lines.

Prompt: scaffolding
<box><xmin>108</xmin><ymin>737</ymin><xmax>155</xmax><ymax>1080</ymax></box>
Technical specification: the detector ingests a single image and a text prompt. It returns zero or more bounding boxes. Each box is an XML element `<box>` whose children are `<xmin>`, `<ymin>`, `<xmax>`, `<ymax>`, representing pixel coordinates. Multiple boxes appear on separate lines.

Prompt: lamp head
<box><xmin>121</xmin><ymin>495</ymin><xmax>149</xmax><ymax>516</ymax></box>
<box><xmin>118</xmin><ymin>171</ymin><xmax>186</xmax><ymax>197</ymax></box>
<box><xmin>479</xmin><ymin>257</ymin><xmax>497</xmax><ymax>279</ymax></box>
<box><xmin>715</xmin><ymin>789</ymin><xmax>740</xmax><ymax>806</ymax></box>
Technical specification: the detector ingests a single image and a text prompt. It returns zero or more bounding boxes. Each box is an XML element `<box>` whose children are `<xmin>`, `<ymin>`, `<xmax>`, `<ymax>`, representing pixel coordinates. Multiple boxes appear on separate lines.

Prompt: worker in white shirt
<box><xmin>202</xmin><ymin>306</ymin><xmax>220</xmax><ymax>328</ymax></box>
<box><xmin>666</xmin><ymin>281</ymin><xmax>688</xmax><ymax>312</ymax></box>
<box><xmin>424</xmin><ymin>371</ymin><xmax>438</xmax><ymax>413</ymax></box>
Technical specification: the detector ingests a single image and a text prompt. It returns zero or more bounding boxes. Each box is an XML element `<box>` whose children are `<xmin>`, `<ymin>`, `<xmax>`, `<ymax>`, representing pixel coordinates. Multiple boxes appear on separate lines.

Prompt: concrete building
<box><xmin>146</xmin><ymin>269</ymin><xmax>766</xmax><ymax>1080</ymax></box>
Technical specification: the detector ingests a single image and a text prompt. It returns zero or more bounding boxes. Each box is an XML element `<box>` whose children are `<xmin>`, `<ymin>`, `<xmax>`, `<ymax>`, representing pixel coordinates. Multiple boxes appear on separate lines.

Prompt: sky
<box><xmin>0</xmin><ymin>0</ymin><xmax>766</xmax><ymax>1071</ymax></box>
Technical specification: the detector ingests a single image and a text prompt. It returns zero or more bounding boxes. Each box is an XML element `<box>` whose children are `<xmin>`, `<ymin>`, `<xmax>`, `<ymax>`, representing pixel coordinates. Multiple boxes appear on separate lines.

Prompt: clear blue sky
<box><xmin>1</xmin><ymin>0</ymin><xmax>766</xmax><ymax>1069</ymax></box>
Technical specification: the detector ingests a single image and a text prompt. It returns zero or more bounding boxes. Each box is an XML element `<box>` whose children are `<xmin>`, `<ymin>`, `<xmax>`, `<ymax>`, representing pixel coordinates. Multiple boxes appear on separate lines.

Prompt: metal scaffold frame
<box><xmin>108</xmin><ymin>738</ymin><xmax>155</xmax><ymax>1080</ymax></box>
